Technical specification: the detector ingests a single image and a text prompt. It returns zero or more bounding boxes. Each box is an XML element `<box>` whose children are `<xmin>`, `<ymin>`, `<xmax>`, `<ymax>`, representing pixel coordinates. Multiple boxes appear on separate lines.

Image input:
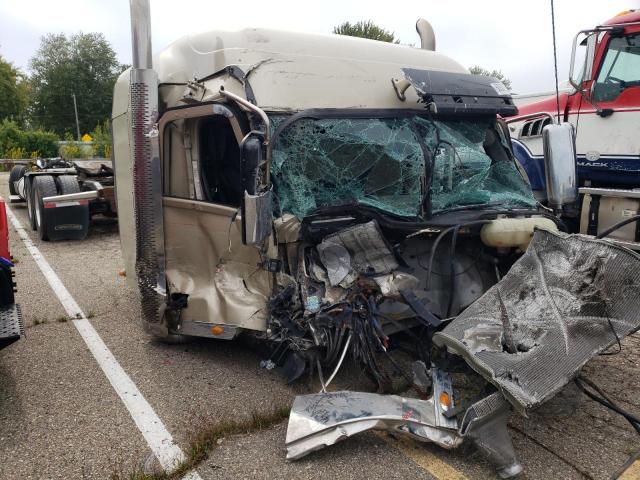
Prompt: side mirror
<box><xmin>242</xmin><ymin>190</ymin><xmax>273</xmax><ymax>246</ymax></box>
<box><xmin>569</xmin><ymin>31</ymin><xmax>597</xmax><ymax>93</ymax></box>
<box><xmin>239</xmin><ymin>133</ymin><xmax>272</xmax><ymax>246</ymax></box>
<box><xmin>542</xmin><ymin>123</ymin><xmax>578</xmax><ymax>211</ymax></box>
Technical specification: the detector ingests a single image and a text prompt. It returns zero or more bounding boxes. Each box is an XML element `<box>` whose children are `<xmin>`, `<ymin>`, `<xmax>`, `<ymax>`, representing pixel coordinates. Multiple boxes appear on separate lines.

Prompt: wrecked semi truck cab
<box><xmin>112</xmin><ymin>18</ymin><xmax>553</xmax><ymax>356</ymax></box>
<box><xmin>114</xmin><ymin>5</ymin><xmax>640</xmax><ymax>476</ymax></box>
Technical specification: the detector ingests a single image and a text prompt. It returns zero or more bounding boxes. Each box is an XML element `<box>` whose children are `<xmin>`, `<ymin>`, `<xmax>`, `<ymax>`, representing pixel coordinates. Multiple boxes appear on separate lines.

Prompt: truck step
<box><xmin>9</xmin><ymin>195</ymin><xmax>24</xmax><ymax>204</ymax></box>
<box><xmin>0</xmin><ymin>303</ymin><xmax>23</xmax><ymax>350</ymax></box>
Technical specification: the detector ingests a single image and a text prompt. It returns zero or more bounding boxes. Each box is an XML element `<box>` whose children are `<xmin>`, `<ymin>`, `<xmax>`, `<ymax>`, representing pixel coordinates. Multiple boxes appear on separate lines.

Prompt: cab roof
<box><xmin>154</xmin><ymin>28</ymin><xmax>468</xmax><ymax>111</ymax></box>
<box><xmin>602</xmin><ymin>9</ymin><xmax>640</xmax><ymax>26</ymax></box>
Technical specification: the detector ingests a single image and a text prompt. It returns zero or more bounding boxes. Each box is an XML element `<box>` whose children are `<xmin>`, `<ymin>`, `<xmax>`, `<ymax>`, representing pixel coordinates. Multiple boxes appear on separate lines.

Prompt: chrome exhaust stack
<box><xmin>128</xmin><ymin>0</ymin><xmax>167</xmax><ymax>335</ymax></box>
<box><xmin>130</xmin><ymin>0</ymin><xmax>153</xmax><ymax>70</ymax></box>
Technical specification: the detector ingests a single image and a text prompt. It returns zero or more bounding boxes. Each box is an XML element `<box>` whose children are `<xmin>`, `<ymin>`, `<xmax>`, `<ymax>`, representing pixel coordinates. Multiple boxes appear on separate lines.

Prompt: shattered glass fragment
<box><xmin>305</xmin><ymin>295</ymin><xmax>321</xmax><ymax>313</ymax></box>
<box><xmin>260</xmin><ymin>359</ymin><xmax>276</xmax><ymax>370</ymax></box>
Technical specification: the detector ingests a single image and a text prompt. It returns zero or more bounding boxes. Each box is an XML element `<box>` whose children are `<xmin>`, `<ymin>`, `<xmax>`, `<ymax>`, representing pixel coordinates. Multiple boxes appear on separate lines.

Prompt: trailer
<box><xmin>8</xmin><ymin>157</ymin><xmax>117</xmax><ymax>241</ymax></box>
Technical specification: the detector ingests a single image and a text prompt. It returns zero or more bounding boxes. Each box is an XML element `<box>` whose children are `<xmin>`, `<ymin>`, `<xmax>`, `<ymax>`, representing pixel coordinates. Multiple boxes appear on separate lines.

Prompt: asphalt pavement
<box><xmin>0</xmin><ymin>172</ymin><xmax>638</xmax><ymax>480</ymax></box>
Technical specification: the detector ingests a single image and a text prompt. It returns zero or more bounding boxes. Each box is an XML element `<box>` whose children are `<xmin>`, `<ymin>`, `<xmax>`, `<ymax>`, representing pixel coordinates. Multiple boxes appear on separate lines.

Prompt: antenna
<box><xmin>550</xmin><ymin>0</ymin><xmax>561</xmax><ymax>124</ymax></box>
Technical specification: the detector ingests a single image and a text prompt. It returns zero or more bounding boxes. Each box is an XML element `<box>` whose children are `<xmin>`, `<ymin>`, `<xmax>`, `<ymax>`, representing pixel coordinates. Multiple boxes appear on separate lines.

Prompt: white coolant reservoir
<box><xmin>480</xmin><ymin>217</ymin><xmax>558</xmax><ymax>250</ymax></box>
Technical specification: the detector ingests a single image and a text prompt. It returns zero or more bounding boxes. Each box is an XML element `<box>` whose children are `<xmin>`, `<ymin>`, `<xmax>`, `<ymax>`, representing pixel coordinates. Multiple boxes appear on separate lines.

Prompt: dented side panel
<box><xmin>163</xmin><ymin>197</ymin><xmax>273</xmax><ymax>332</ymax></box>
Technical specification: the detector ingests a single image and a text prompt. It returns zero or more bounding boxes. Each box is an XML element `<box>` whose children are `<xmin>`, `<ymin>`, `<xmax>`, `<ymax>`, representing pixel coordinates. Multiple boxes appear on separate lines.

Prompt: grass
<box><xmin>30</xmin><ymin>314</ymin><xmax>72</xmax><ymax>326</ymax></box>
<box><xmin>110</xmin><ymin>406</ymin><xmax>290</xmax><ymax>480</ymax></box>
<box><xmin>87</xmin><ymin>310</ymin><xmax>96</xmax><ymax>319</ymax></box>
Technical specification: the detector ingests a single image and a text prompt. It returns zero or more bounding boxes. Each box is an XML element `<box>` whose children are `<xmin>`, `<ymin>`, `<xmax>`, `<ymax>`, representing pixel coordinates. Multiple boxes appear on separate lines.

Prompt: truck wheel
<box><xmin>56</xmin><ymin>175</ymin><xmax>80</xmax><ymax>194</ymax></box>
<box><xmin>33</xmin><ymin>176</ymin><xmax>58</xmax><ymax>241</ymax></box>
<box><xmin>8</xmin><ymin>165</ymin><xmax>26</xmax><ymax>196</ymax></box>
<box><xmin>26</xmin><ymin>179</ymin><xmax>37</xmax><ymax>231</ymax></box>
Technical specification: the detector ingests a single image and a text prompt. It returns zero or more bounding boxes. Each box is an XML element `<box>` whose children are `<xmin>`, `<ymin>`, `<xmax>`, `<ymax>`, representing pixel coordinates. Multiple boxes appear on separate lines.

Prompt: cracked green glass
<box><xmin>415</xmin><ymin>117</ymin><xmax>537</xmax><ymax>213</ymax></box>
<box><xmin>270</xmin><ymin>115</ymin><xmax>535</xmax><ymax>219</ymax></box>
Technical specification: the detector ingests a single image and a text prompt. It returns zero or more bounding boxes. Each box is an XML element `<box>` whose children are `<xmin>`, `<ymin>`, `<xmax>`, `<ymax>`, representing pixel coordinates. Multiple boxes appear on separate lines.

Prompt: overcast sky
<box><xmin>0</xmin><ymin>0</ymin><xmax>638</xmax><ymax>94</ymax></box>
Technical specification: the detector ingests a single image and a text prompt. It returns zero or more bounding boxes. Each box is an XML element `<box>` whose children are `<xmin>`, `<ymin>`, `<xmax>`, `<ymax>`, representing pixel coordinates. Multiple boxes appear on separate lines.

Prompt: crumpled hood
<box><xmin>434</xmin><ymin>229</ymin><xmax>640</xmax><ymax>412</ymax></box>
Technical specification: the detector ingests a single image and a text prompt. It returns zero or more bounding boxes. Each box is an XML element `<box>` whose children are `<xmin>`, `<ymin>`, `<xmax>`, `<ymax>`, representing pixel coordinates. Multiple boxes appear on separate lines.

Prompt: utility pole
<box><xmin>72</xmin><ymin>93</ymin><xmax>81</xmax><ymax>141</ymax></box>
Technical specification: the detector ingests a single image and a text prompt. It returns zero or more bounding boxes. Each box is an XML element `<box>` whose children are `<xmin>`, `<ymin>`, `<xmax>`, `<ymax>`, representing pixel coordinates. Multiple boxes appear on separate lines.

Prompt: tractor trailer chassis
<box><xmin>8</xmin><ymin>159</ymin><xmax>117</xmax><ymax>241</ymax></box>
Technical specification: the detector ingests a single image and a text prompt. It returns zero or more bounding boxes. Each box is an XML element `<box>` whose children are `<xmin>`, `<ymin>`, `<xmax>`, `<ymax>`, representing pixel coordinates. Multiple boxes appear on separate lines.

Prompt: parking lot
<box><xmin>0</xmin><ymin>170</ymin><xmax>638</xmax><ymax>480</ymax></box>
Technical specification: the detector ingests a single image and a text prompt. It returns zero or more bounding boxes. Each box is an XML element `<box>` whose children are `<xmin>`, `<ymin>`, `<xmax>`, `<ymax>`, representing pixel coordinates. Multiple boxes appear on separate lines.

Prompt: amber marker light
<box><xmin>439</xmin><ymin>391</ymin><xmax>452</xmax><ymax>411</ymax></box>
<box><xmin>211</xmin><ymin>325</ymin><xmax>225</xmax><ymax>336</ymax></box>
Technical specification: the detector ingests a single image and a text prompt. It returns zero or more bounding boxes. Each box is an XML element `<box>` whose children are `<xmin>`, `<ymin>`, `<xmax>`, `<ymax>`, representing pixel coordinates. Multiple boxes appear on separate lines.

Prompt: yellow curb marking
<box><xmin>375</xmin><ymin>432</ymin><xmax>469</xmax><ymax>480</ymax></box>
<box><xmin>619</xmin><ymin>460</ymin><xmax>640</xmax><ymax>480</ymax></box>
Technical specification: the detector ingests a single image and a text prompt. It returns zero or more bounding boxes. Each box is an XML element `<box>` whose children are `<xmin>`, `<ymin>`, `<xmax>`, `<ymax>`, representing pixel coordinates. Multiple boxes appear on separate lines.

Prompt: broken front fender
<box><xmin>286</xmin><ymin>387</ymin><xmax>522</xmax><ymax>478</ymax></box>
<box><xmin>286</xmin><ymin>391</ymin><xmax>460</xmax><ymax>461</ymax></box>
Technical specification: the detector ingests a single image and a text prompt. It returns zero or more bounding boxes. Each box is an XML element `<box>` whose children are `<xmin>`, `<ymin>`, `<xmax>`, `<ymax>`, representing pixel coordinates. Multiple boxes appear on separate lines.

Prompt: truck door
<box><xmin>160</xmin><ymin>104</ymin><xmax>273</xmax><ymax>337</ymax></box>
<box><xmin>572</xmin><ymin>31</ymin><xmax>640</xmax><ymax>187</ymax></box>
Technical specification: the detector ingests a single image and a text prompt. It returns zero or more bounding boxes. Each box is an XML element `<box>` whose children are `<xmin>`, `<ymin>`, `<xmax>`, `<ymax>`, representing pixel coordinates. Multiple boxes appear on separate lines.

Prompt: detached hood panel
<box><xmin>434</xmin><ymin>229</ymin><xmax>640</xmax><ymax>412</ymax></box>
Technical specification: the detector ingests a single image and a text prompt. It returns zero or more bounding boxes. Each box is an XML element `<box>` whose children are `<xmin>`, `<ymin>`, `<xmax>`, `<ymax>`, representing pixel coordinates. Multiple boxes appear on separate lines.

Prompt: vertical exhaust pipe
<box><xmin>129</xmin><ymin>0</ymin><xmax>167</xmax><ymax>335</ymax></box>
<box><xmin>130</xmin><ymin>0</ymin><xmax>153</xmax><ymax>69</ymax></box>
<box><xmin>416</xmin><ymin>18</ymin><xmax>436</xmax><ymax>51</ymax></box>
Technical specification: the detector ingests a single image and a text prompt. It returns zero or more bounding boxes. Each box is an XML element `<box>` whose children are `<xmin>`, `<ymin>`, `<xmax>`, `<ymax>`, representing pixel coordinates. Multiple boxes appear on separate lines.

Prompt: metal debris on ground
<box><xmin>285</xmin><ymin>229</ymin><xmax>640</xmax><ymax>478</ymax></box>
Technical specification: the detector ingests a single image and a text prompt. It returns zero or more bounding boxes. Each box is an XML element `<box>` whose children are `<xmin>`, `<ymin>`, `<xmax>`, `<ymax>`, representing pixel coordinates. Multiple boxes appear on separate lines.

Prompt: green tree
<box><xmin>469</xmin><ymin>66</ymin><xmax>512</xmax><ymax>91</ymax></box>
<box><xmin>0</xmin><ymin>54</ymin><xmax>29</xmax><ymax>124</ymax></box>
<box><xmin>28</xmin><ymin>33</ymin><xmax>124</xmax><ymax>137</ymax></box>
<box><xmin>90</xmin><ymin>119</ymin><xmax>112</xmax><ymax>158</ymax></box>
<box><xmin>333</xmin><ymin>21</ymin><xmax>400</xmax><ymax>43</ymax></box>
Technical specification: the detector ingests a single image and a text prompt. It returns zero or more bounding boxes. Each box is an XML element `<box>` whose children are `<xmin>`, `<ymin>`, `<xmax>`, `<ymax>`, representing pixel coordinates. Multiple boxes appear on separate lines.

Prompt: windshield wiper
<box><xmin>433</xmin><ymin>201</ymin><xmax>531</xmax><ymax>215</ymax></box>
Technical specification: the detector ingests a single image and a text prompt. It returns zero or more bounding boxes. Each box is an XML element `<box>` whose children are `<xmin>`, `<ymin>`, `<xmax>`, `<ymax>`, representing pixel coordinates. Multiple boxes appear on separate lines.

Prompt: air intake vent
<box><xmin>520</xmin><ymin>117</ymin><xmax>552</xmax><ymax>138</ymax></box>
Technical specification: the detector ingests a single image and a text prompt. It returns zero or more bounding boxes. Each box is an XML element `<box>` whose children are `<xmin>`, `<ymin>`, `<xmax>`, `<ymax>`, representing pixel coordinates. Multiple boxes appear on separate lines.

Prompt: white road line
<box><xmin>7</xmin><ymin>206</ymin><xmax>202</xmax><ymax>480</ymax></box>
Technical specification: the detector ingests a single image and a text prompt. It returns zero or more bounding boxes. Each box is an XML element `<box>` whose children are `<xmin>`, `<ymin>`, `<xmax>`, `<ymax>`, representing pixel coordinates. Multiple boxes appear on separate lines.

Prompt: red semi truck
<box><xmin>510</xmin><ymin>9</ymin><xmax>640</xmax><ymax>248</ymax></box>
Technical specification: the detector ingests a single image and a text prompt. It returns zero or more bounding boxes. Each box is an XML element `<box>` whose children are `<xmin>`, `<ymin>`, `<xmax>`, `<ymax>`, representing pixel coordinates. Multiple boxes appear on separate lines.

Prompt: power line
<box><xmin>550</xmin><ymin>0</ymin><xmax>562</xmax><ymax>124</ymax></box>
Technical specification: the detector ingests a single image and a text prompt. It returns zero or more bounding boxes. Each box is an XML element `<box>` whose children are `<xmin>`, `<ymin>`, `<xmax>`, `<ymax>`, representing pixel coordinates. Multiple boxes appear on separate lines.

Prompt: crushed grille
<box><xmin>435</xmin><ymin>229</ymin><xmax>640</xmax><ymax>412</ymax></box>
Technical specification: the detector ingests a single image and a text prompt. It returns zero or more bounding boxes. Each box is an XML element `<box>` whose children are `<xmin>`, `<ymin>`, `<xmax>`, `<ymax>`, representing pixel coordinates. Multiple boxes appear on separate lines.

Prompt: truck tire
<box><xmin>33</xmin><ymin>176</ymin><xmax>58</xmax><ymax>241</ymax></box>
<box><xmin>26</xmin><ymin>178</ymin><xmax>37</xmax><ymax>231</ymax></box>
<box><xmin>56</xmin><ymin>175</ymin><xmax>80</xmax><ymax>194</ymax></box>
<box><xmin>8</xmin><ymin>165</ymin><xmax>26</xmax><ymax>196</ymax></box>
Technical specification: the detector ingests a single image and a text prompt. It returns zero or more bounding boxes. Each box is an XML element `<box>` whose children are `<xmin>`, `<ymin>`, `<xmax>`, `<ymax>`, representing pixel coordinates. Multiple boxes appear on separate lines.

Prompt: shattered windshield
<box><xmin>417</xmin><ymin>118</ymin><xmax>537</xmax><ymax>213</ymax></box>
<box><xmin>270</xmin><ymin>115</ymin><xmax>535</xmax><ymax>219</ymax></box>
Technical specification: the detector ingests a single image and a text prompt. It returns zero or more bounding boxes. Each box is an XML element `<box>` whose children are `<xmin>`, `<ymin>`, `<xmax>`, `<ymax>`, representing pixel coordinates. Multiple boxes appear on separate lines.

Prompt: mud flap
<box><xmin>41</xmin><ymin>201</ymin><xmax>90</xmax><ymax>241</ymax></box>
